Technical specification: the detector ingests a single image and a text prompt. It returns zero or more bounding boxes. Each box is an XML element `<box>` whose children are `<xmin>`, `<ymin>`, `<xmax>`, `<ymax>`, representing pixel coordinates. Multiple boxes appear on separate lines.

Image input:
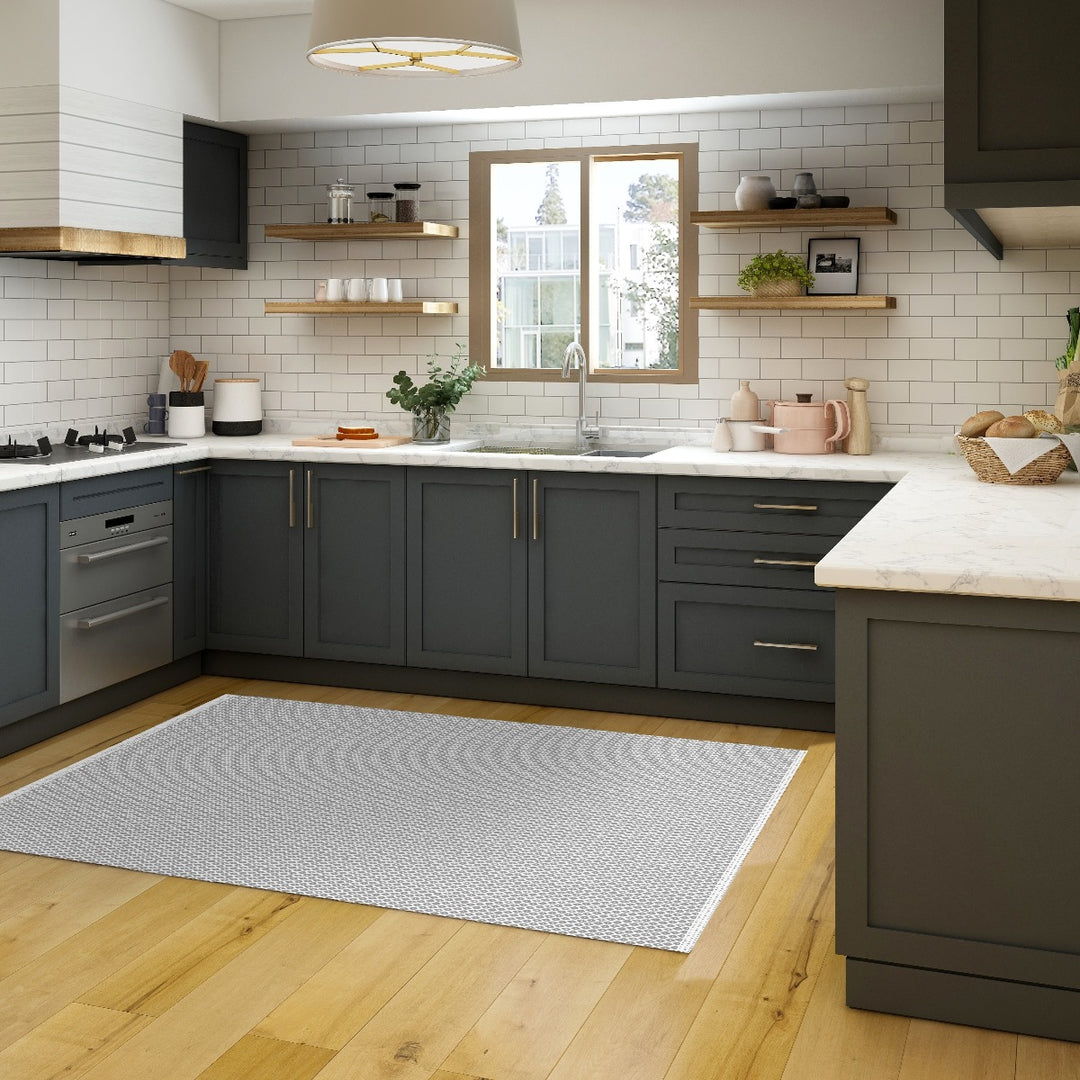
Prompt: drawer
<box><xmin>60</xmin><ymin>525</ymin><xmax>173</xmax><ymax>613</ymax></box>
<box><xmin>61</xmin><ymin>466</ymin><xmax>173</xmax><ymax>520</ymax></box>
<box><xmin>658</xmin><ymin>476</ymin><xmax>891</xmax><ymax>535</ymax></box>
<box><xmin>658</xmin><ymin>583</ymin><xmax>835</xmax><ymax>701</ymax></box>
<box><xmin>659</xmin><ymin>528</ymin><xmax>835</xmax><ymax>589</ymax></box>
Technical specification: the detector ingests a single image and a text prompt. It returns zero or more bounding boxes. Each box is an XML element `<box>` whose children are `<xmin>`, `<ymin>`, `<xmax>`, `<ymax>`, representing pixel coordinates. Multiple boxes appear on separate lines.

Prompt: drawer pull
<box><xmin>75</xmin><ymin>536</ymin><xmax>169</xmax><ymax>564</ymax></box>
<box><xmin>752</xmin><ymin>557</ymin><xmax>818</xmax><ymax>568</ymax></box>
<box><xmin>753</xmin><ymin>639</ymin><xmax>819</xmax><ymax>652</ymax></box>
<box><xmin>752</xmin><ymin>503</ymin><xmax>819</xmax><ymax>512</ymax></box>
<box><xmin>76</xmin><ymin>595</ymin><xmax>170</xmax><ymax>630</ymax></box>
<box><xmin>306</xmin><ymin>469</ymin><xmax>314</xmax><ymax>529</ymax></box>
<box><xmin>512</xmin><ymin>477</ymin><xmax>519</xmax><ymax>539</ymax></box>
<box><xmin>532</xmin><ymin>478</ymin><xmax>539</xmax><ymax>540</ymax></box>
<box><xmin>288</xmin><ymin>468</ymin><xmax>296</xmax><ymax>529</ymax></box>
<box><xmin>175</xmin><ymin>465</ymin><xmax>212</xmax><ymax>476</ymax></box>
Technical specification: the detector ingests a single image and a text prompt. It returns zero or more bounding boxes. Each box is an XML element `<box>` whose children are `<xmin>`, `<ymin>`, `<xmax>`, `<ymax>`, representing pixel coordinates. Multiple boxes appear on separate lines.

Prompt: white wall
<box><xmin>59</xmin><ymin>0</ymin><xmax>220</xmax><ymax>122</ymax></box>
<box><xmin>0</xmin><ymin>1</ymin><xmax>60</xmax><ymax>88</ymax></box>
<box><xmin>219</xmin><ymin>0</ymin><xmax>943</xmax><ymax>128</ymax></box>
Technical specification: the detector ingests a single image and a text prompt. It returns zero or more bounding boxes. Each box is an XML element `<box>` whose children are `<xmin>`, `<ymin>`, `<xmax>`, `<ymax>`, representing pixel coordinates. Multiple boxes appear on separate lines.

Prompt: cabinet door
<box><xmin>0</xmin><ymin>485</ymin><xmax>59</xmax><ymax>726</ymax></box>
<box><xmin>529</xmin><ymin>472</ymin><xmax>656</xmax><ymax>686</ymax></box>
<box><xmin>304</xmin><ymin>464</ymin><xmax>406</xmax><ymax>664</ymax></box>
<box><xmin>173</xmin><ymin>463</ymin><xmax>209</xmax><ymax>659</ymax></box>
<box><xmin>180</xmin><ymin>121</ymin><xmax>248</xmax><ymax>269</ymax></box>
<box><xmin>406</xmin><ymin>468</ymin><xmax>527</xmax><ymax>675</ymax></box>
<box><xmin>206</xmin><ymin>461</ymin><xmax>303</xmax><ymax>655</ymax></box>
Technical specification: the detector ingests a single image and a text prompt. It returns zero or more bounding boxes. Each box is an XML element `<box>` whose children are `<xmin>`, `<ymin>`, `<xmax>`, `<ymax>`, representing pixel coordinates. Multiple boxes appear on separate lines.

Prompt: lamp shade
<box><xmin>307</xmin><ymin>0</ymin><xmax>523</xmax><ymax>75</ymax></box>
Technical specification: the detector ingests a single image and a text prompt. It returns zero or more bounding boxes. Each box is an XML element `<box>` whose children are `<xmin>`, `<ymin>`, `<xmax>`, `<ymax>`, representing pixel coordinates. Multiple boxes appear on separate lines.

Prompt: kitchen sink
<box><xmin>462</xmin><ymin>445</ymin><xmax>658</xmax><ymax>458</ymax></box>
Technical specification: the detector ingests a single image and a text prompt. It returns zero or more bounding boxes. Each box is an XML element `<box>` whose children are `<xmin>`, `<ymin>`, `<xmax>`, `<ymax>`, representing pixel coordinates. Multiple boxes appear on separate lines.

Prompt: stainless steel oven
<box><xmin>59</xmin><ymin>500</ymin><xmax>173</xmax><ymax>703</ymax></box>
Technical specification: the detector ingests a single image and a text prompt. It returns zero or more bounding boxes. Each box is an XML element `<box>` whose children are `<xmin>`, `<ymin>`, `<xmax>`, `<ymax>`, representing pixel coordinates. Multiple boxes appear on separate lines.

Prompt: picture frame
<box><xmin>807</xmin><ymin>237</ymin><xmax>860</xmax><ymax>296</ymax></box>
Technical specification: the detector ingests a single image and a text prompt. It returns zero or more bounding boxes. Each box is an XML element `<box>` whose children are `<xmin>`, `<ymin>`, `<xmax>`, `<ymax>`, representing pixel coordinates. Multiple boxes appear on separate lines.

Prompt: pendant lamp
<box><xmin>307</xmin><ymin>0</ymin><xmax>523</xmax><ymax>75</ymax></box>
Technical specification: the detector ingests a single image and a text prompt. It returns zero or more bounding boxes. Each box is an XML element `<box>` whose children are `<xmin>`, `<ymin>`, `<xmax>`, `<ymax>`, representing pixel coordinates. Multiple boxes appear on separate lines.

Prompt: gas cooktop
<box><xmin>0</xmin><ymin>427</ymin><xmax>185</xmax><ymax>465</ymax></box>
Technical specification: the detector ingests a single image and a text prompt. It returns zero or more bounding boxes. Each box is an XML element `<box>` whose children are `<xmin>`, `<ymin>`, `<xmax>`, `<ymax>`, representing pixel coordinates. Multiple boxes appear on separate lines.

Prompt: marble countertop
<box><xmin>2</xmin><ymin>429</ymin><xmax>1076</xmax><ymax>603</ymax></box>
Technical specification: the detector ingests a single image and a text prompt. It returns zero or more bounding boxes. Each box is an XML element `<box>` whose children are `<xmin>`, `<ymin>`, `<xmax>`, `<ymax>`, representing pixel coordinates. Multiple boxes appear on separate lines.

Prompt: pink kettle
<box><xmin>768</xmin><ymin>393</ymin><xmax>851</xmax><ymax>454</ymax></box>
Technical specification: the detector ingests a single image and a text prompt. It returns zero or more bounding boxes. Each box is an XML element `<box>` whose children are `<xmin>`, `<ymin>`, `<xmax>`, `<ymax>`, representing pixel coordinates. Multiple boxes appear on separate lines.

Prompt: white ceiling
<box><xmin>166</xmin><ymin>0</ymin><xmax>310</xmax><ymax>18</ymax></box>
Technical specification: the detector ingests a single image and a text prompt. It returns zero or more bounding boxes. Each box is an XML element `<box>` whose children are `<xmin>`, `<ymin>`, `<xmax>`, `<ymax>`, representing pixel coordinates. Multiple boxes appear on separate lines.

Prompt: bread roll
<box><xmin>985</xmin><ymin>415</ymin><xmax>1037</xmax><ymax>438</ymax></box>
<box><xmin>960</xmin><ymin>410</ymin><xmax>1004</xmax><ymax>437</ymax></box>
<box><xmin>1023</xmin><ymin>409</ymin><xmax>1065</xmax><ymax>434</ymax></box>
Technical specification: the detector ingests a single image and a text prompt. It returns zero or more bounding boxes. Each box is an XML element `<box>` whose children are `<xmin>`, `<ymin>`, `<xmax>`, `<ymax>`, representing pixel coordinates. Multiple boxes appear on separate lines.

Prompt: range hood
<box><xmin>0</xmin><ymin>226</ymin><xmax>186</xmax><ymax>263</ymax></box>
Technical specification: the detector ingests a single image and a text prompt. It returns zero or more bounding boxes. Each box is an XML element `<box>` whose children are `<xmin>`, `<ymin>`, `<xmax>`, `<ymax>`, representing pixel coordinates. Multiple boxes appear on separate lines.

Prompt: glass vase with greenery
<box><xmin>386</xmin><ymin>345</ymin><xmax>485</xmax><ymax>442</ymax></box>
<box><xmin>737</xmin><ymin>250</ymin><xmax>815</xmax><ymax>297</ymax></box>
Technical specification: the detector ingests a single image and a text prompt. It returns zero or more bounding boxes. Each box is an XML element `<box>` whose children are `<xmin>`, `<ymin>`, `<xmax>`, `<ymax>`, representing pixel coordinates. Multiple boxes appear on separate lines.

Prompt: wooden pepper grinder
<box><xmin>844</xmin><ymin>377</ymin><xmax>872</xmax><ymax>454</ymax></box>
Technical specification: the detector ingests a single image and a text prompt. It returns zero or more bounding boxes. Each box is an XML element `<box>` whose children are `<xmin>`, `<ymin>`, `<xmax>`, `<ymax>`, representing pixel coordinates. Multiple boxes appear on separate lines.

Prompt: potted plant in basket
<box><xmin>386</xmin><ymin>345</ymin><xmax>484</xmax><ymax>443</ymax></box>
<box><xmin>737</xmin><ymin>250</ymin><xmax>815</xmax><ymax>298</ymax></box>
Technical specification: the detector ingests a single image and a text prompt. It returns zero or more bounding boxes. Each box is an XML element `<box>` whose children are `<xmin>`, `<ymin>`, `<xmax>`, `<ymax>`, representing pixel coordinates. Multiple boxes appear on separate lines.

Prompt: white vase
<box><xmin>734</xmin><ymin>175</ymin><xmax>776</xmax><ymax>211</ymax></box>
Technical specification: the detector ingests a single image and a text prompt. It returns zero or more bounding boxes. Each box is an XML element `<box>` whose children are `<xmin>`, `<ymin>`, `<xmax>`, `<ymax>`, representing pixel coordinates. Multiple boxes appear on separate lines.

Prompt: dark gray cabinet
<box><xmin>835</xmin><ymin>588</ymin><xmax>1080</xmax><ymax>1042</ymax></box>
<box><xmin>945</xmin><ymin>0</ymin><xmax>1080</xmax><ymax>256</ymax></box>
<box><xmin>173</xmin><ymin>463</ymin><xmax>210</xmax><ymax>659</ymax></box>
<box><xmin>657</xmin><ymin>476</ymin><xmax>889</xmax><ymax>703</ymax></box>
<box><xmin>303</xmin><ymin>463</ymin><xmax>406</xmax><ymax>665</ymax></box>
<box><xmin>0</xmin><ymin>485</ymin><xmax>59</xmax><ymax>727</ymax></box>
<box><xmin>406</xmin><ymin>468</ymin><xmax>656</xmax><ymax>685</ymax></box>
<box><xmin>179</xmin><ymin>121</ymin><xmax>248</xmax><ymax>269</ymax></box>
<box><xmin>206</xmin><ymin>460</ymin><xmax>405</xmax><ymax>661</ymax></box>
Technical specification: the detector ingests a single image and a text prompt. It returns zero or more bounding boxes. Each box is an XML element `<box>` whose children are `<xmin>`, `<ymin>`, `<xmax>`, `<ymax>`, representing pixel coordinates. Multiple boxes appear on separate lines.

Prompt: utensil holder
<box><xmin>167</xmin><ymin>392</ymin><xmax>205</xmax><ymax>438</ymax></box>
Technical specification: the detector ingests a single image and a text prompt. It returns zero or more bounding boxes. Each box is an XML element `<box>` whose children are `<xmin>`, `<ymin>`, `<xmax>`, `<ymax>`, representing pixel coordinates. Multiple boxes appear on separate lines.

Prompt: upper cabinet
<box><xmin>177</xmin><ymin>121</ymin><xmax>249</xmax><ymax>270</ymax></box>
<box><xmin>945</xmin><ymin>0</ymin><xmax>1080</xmax><ymax>257</ymax></box>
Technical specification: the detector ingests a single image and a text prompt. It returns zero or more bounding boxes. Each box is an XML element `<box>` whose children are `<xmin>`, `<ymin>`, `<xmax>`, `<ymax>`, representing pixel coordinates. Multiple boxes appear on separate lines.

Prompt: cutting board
<box><xmin>291</xmin><ymin>435</ymin><xmax>413</xmax><ymax>448</ymax></box>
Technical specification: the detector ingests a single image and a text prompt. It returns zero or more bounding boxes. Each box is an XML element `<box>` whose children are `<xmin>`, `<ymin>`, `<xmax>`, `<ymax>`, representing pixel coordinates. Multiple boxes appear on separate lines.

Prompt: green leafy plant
<box><xmin>386</xmin><ymin>346</ymin><xmax>485</xmax><ymax>422</ymax></box>
<box><xmin>737</xmin><ymin>250</ymin><xmax>815</xmax><ymax>293</ymax></box>
<box><xmin>1054</xmin><ymin>306</ymin><xmax>1080</xmax><ymax>370</ymax></box>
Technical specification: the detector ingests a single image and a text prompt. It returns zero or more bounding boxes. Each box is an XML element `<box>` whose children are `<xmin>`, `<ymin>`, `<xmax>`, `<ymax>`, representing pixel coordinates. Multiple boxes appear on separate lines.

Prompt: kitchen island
<box><xmin>816</xmin><ymin>461</ymin><xmax>1080</xmax><ymax>1042</ymax></box>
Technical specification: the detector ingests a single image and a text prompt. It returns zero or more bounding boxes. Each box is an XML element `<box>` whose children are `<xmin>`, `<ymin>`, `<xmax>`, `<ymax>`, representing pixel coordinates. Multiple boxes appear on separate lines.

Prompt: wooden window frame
<box><xmin>469</xmin><ymin>144</ymin><xmax>699</xmax><ymax>384</ymax></box>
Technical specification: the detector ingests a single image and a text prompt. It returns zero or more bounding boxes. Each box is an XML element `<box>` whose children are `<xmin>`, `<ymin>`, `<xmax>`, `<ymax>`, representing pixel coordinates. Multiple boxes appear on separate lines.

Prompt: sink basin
<box><xmin>462</xmin><ymin>445</ymin><xmax>657</xmax><ymax>458</ymax></box>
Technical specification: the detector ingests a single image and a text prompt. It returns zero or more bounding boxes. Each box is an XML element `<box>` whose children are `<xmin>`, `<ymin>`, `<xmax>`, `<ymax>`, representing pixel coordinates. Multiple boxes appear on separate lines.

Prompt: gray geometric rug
<box><xmin>0</xmin><ymin>694</ymin><xmax>804</xmax><ymax>952</ymax></box>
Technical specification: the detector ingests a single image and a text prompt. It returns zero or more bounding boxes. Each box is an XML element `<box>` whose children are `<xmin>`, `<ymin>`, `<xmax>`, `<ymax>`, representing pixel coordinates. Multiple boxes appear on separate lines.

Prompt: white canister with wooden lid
<box><xmin>212</xmin><ymin>378</ymin><xmax>263</xmax><ymax>435</ymax></box>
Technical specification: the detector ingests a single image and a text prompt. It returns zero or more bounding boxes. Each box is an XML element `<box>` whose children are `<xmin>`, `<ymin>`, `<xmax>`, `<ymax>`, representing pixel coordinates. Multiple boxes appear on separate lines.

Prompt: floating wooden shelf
<box><xmin>265</xmin><ymin>300</ymin><xmax>458</xmax><ymax>315</ymax></box>
<box><xmin>264</xmin><ymin>221</ymin><xmax>458</xmax><ymax>241</ymax></box>
<box><xmin>691</xmin><ymin>295</ymin><xmax>897</xmax><ymax>311</ymax></box>
<box><xmin>691</xmin><ymin>207</ymin><xmax>897</xmax><ymax>230</ymax></box>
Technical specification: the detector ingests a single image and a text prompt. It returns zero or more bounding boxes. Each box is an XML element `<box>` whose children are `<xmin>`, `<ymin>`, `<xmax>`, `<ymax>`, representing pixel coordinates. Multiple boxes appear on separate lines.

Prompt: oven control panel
<box><xmin>61</xmin><ymin>501</ymin><xmax>172</xmax><ymax>548</ymax></box>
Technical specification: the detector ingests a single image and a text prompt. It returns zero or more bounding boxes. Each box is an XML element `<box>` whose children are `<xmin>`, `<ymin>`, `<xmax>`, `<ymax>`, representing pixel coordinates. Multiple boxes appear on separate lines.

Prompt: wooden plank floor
<box><xmin>0</xmin><ymin>676</ymin><xmax>1077</xmax><ymax>1080</ymax></box>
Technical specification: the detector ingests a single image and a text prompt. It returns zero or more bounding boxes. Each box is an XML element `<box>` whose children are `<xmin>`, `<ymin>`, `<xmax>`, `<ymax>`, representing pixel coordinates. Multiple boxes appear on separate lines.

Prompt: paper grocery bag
<box><xmin>1055</xmin><ymin>367</ymin><xmax>1080</xmax><ymax>427</ymax></box>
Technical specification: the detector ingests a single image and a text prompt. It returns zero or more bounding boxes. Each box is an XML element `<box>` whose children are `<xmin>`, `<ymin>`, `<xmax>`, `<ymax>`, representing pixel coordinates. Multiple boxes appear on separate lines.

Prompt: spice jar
<box><xmin>393</xmin><ymin>182</ymin><xmax>421</xmax><ymax>222</ymax></box>
<box><xmin>366</xmin><ymin>191</ymin><xmax>394</xmax><ymax>223</ymax></box>
<box><xmin>326</xmin><ymin>178</ymin><xmax>354</xmax><ymax>224</ymax></box>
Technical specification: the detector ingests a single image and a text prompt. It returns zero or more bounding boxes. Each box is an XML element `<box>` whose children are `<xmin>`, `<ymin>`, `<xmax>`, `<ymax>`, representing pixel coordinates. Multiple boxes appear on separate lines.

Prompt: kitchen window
<box><xmin>469</xmin><ymin>145</ymin><xmax>698</xmax><ymax>383</ymax></box>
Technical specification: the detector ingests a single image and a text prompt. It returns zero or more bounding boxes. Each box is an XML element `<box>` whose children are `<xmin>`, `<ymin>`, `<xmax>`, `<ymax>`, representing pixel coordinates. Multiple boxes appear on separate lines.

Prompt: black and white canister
<box><xmin>212</xmin><ymin>378</ymin><xmax>263</xmax><ymax>436</ymax></box>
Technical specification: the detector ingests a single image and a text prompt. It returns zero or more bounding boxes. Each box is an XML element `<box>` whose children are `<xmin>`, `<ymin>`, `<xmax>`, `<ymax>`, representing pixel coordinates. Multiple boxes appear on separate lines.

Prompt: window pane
<box><xmin>491</xmin><ymin>161</ymin><xmax>581</xmax><ymax>369</ymax></box>
<box><xmin>591</xmin><ymin>157</ymin><xmax>680</xmax><ymax>371</ymax></box>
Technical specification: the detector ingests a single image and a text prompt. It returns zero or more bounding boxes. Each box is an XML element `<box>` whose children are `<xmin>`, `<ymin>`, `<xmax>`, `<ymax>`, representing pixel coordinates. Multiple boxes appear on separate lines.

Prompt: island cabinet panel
<box><xmin>836</xmin><ymin>588</ymin><xmax>1080</xmax><ymax>1042</ymax></box>
<box><xmin>304</xmin><ymin>464</ymin><xmax>405</xmax><ymax>665</ymax></box>
<box><xmin>173</xmin><ymin>463</ymin><xmax>209</xmax><ymax>659</ymax></box>
<box><xmin>406</xmin><ymin>468</ymin><xmax>528</xmax><ymax>675</ymax></box>
<box><xmin>0</xmin><ymin>485</ymin><xmax>59</xmax><ymax>727</ymax></box>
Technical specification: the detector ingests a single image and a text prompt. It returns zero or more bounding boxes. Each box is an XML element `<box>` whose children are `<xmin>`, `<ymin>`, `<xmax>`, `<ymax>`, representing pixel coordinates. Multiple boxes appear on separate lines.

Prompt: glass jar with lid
<box><xmin>326</xmin><ymin>178</ymin><xmax>354</xmax><ymax>224</ymax></box>
<box><xmin>366</xmin><ymin>191</ymin><xmax>394</xmax><ymax>223</ymax></box>
<box><xmin>393</xmin><ymin>182</ymin><xmax>421</xmax><ymax>222</ymax></box>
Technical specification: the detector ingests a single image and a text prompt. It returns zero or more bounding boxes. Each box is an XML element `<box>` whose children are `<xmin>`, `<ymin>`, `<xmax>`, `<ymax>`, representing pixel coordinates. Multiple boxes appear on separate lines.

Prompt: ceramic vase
<box><xmin>730</xmin><ymin>380</ymin><xmax>761</xmax><ymax>421</ymax></box>
<box><xmin>734</xmin><ymin>175</ymin><xmax>776</xmax><ymax>211</ymax></box>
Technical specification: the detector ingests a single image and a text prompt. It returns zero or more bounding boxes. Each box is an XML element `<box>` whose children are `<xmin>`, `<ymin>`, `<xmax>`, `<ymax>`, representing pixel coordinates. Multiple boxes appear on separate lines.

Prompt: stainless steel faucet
<box><xmin>562</xmin><ymin>341</ymin><xmax>601</xmax><ymax>449</ymax></box>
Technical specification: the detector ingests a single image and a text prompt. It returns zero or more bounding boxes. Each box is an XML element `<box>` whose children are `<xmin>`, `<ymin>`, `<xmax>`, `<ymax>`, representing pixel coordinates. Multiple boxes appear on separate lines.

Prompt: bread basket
<box><xmin>955</xmin><ymin>434</ymin><xmax>1071</xmax><ymax>485</ymax></box>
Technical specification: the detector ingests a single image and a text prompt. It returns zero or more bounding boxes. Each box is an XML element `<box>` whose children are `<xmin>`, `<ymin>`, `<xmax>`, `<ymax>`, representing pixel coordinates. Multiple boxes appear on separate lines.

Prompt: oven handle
<box><xmin>76</xmin><ymin>595</ymin><xmax>170</xmax><ymax>630</ymax></box>
<box><xmin>75</xmin><ymin>536</ymin><xmax>169</xmax><ymax>564</ymax></box>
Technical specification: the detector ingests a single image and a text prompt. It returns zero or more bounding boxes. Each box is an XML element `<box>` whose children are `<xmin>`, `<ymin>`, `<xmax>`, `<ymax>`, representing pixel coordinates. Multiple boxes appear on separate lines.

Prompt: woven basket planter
<box><xmin>751</xmin><ymin>277</ymin><xmax>804</xmax><ymax>298</ymax></box>
<box><xmin>955</xmin><ymin>434</ymin><xmax>1071</xmax><ymax>485</ymax></box>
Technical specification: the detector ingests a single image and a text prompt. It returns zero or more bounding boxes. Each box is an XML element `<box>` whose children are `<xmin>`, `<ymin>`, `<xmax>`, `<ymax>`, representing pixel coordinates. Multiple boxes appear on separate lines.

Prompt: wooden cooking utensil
<box><xmin>192</xmin><ymin>361</ymin><xmax>209</xmax><ymax>393</ymax></box>
<box><xmin>169</xmin><ymin>349</ymin><xmax>198</xmax><ymax>393</ymax></box>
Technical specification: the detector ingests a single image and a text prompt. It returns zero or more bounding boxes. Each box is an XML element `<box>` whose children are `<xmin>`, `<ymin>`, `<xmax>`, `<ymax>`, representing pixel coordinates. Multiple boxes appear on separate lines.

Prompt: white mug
<box><xmin>326</xmin><ymin>277</ymin><xmax>345</xmax><ymax>302</ymax></box>
<box><xmin>370</xmin><ymin>277</ymin><xmax>389</xmax><ymax>303</ymax></box>
<box><xmin>387</xmin><ymin>278</ymin><xmax>403</xmax><ymax>302</ymax></box>
<box><xmin>347</xmin><ymin>277</ymin><xmax>367</xmax><ymax>301</ymax></box>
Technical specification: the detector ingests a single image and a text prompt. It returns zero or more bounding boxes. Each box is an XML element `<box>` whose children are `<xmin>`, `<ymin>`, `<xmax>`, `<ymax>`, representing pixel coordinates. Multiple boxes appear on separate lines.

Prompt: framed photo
<box><xmin>807</xmin><ymin>237</ymin><xmax>860</xmax><ymax>296</ymax></box>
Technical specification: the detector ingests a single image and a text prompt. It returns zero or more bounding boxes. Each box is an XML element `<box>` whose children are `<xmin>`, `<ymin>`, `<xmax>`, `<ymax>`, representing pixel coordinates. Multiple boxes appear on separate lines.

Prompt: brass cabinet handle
<box><xmin>752</xmin><ymin>503</ymin><xmax>819</xmax><ymax>512</ymax></box>
<box><xmin>532</xmin><ymin>478</ymin><xmax>539</xmax><ymax>540</ymax></box>
<box><xmin>752</xmin><ymin>558</ymin><xmax>818</xmax><ymax>567</ymax></box>
<box><xmin>288</xmin><ymin>468</ymin><xmax>296</xmax><ymax>528</ymax></box>
<box><xmin>306</xmin><ymin>470</ymin><xmax>314</xmax><ymax>529</ymax></box>
<box><xmin>512</xmin><ymin>477</ymin><xmax>519</xmax><ymax>539</ymax></box>
<box><xmin>175</xmin><ymin>465</ymin><xmax>212</xmax><ymax>476</ymax></box>
<box><xmin>753</xmin><ymin>640</ymin><xmax>819</xmax><ymax>651</ymax></box>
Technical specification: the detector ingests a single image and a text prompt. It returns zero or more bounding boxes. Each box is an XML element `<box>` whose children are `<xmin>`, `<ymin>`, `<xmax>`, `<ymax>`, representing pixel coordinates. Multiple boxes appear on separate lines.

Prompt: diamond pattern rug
<box><xmin>0</xmin><ymin>694</ymin><xmax>804</xmax><ymax>951</ymax></box>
